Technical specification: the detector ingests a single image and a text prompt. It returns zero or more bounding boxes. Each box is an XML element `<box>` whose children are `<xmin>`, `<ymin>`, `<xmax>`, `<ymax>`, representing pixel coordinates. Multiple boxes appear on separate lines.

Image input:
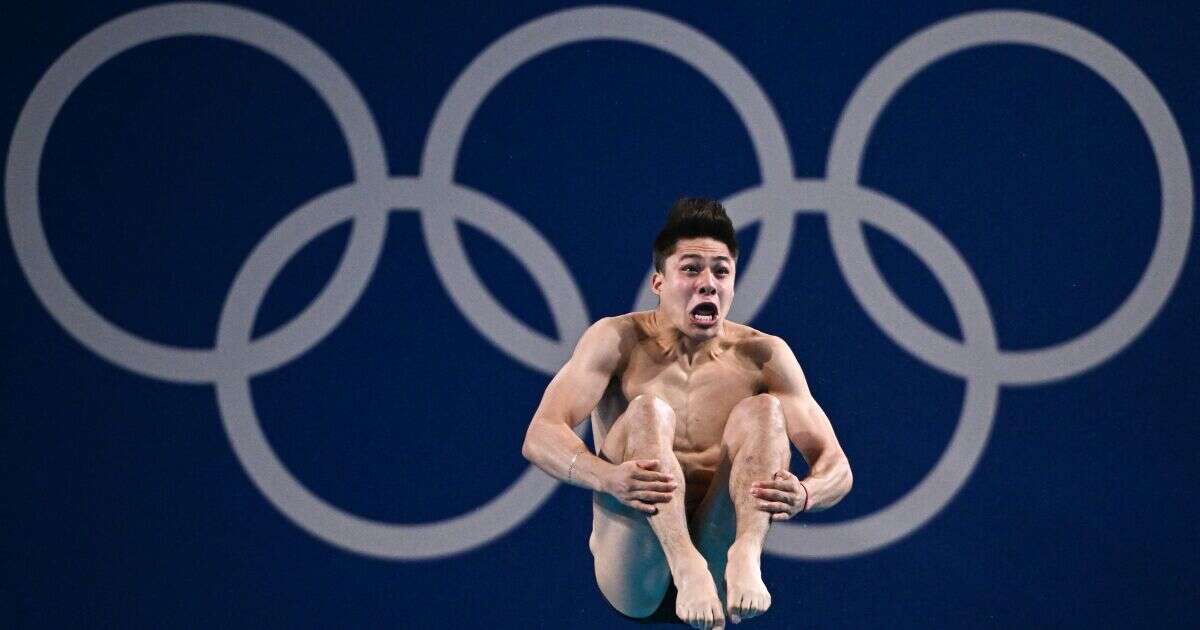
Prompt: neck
<box><xmin>650</xmin><ymin>308</ymin><xmax>723</xmax><ymax>364</ymax></box>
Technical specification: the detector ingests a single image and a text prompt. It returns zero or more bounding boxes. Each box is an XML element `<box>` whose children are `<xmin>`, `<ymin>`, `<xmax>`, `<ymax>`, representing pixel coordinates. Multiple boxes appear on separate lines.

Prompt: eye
<box><xmin>715</xmin><ymin>267</ymin><xmax>729</xmax><ymax>276</ymax></box>
<box><xmin>682</xmin><ymin>265</ymin><xmax>698</xmax><ymax>273</ymax></box>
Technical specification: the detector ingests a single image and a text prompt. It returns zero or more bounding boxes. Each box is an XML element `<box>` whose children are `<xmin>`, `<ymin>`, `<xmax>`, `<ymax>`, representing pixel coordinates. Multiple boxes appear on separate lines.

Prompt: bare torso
<box><xmin>591</xmin><ymin>311</ymin><xmax>771</xmax><ymax>514</ymax></box>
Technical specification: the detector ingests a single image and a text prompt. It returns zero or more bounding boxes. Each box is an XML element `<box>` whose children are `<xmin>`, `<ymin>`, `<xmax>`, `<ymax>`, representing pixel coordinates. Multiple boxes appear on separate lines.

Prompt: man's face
<box><xmin>652</xmin><ymin>237</ymin><xmax>736</xmax><ymax>341</ymax></box>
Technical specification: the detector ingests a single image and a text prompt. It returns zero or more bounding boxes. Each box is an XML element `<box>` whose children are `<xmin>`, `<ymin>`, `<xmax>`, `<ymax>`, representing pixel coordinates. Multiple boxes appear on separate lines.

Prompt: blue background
<box><xmin>2</xmin><ymin>1</ymin><xmax>1197</xmax><ymax>627</ymax></box>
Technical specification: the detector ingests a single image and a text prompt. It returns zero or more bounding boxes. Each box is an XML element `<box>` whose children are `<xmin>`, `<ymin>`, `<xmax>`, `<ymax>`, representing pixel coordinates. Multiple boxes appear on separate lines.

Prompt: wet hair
<box><xmin>652</xmin><ymin>197</ymin><xmax>738</xmax><ymax>273</ymax></box>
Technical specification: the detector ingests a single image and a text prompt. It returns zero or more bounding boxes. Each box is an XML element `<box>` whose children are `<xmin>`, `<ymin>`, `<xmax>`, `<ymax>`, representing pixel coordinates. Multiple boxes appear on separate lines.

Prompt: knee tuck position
<box><xmin>523</xmin><ymin>199</ymin><xmax>852</xmax><ymax>629</ymax></box>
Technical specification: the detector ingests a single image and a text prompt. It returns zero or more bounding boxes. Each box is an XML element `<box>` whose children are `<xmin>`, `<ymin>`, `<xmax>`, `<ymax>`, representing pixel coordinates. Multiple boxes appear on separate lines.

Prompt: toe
<box><xmin>752</xmin><ymin>594</ymin><xmax>771</xmax><ymax>617</ymax></box>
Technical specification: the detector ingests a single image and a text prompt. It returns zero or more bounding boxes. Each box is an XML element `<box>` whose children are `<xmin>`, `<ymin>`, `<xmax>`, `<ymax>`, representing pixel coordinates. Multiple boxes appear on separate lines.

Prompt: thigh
<box><xmin>589</xmin><ymin>410</ymin><xmax>672</xmax><ymax>618</ymax></box>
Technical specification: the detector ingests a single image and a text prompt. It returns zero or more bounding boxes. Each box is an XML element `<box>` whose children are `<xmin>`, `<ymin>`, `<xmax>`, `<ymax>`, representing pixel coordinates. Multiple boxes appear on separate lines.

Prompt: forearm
<box><xmin>797</xmin><ymin>452</ymin><xmax>853</xmax><ymax>512</ymax></box>
<box><xmin>522</xmin><ymin>420</ymin><xmax>616</xmax><ymax>492</ymax></box>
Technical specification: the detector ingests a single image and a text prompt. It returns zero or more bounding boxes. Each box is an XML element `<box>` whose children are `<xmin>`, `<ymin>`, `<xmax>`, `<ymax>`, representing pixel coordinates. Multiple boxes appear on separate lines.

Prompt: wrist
<box><xmin>593</xmin><ymin>461</ymin><xmax>614</xmax><ymax>494</ymax></box>
<box><xmin>567</xmin><ymin>448</ymin><xmax>613</xmax><ymax>493</ymax></box>
<box><xmin>566</xmin><ymin>444</ymin><xmax>586</xmax><ymax>485</ymax></box>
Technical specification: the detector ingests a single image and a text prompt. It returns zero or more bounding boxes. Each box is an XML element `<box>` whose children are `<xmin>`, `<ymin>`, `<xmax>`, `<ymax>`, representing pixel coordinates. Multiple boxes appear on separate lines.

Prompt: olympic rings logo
<box><xmin>5</xmin><ymin>4</ymin><xmax>1192</xmax><ymax>560</ymax></box>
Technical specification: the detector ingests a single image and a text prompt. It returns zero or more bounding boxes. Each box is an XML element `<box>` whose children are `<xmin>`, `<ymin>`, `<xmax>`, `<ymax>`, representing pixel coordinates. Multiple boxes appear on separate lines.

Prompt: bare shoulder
<box><xmin>600</xmin><ymin>312</ymin><xmax>647</xmax><ymax>343</ymax></box>
<box><xmin>726</xmin><ymin>321</ymin><xmax>790</xmax><ymax>367</ymax></box>
<box><xmin>733</xmin><ymin>326</ymin><xmax>813</xmax><ymax>396</ymax></box>
<box><xmin>576</xmin><ymin>313</ymin><xmax>642</xmax><ymax>366</ymax></box>
<box><xmin>615</xmin><ymin>311</ymin><xmax>671</xmax><ymax>347</ymax></box>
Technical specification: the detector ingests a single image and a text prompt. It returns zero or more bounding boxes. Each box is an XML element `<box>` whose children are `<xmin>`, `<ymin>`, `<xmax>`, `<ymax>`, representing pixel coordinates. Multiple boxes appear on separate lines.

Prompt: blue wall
<box><xmin>2</xmin><ymin>1</ymin><xmax>1197</xmax><ymax>626</ymax></box>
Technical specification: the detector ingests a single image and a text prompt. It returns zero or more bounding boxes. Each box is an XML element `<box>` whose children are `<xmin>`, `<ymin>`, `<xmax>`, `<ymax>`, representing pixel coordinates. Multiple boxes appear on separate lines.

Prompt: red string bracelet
<box><xmin>798</xmin><ymin>480</ymin><xmax>810</xmax><ymax>513</ymax></box>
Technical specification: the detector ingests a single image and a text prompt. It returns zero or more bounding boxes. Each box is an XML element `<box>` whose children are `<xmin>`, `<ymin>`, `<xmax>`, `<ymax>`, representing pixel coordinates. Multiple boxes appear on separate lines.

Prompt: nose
<box><xmin>697</xmin><ymin>269</ymin><xmax>717</xmax><ymax>295</ymax></box>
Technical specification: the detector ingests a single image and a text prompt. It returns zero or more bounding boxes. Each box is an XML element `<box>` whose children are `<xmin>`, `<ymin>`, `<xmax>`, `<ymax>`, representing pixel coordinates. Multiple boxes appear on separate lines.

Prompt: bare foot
<box><xmin>725</xmin><ymin>541</ymin><xmax>771</xmax><ymax>623</ymax></box>
<box><xmin>674</xmin><ymin>555</ymin><xmax>726</xmax><ymax>629</ymax></box>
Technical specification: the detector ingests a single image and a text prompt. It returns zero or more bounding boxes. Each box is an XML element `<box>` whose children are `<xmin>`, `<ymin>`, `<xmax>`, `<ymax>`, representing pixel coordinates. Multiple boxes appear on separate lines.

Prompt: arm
<box><xmin>761</xmin><ymin>335</ymin><xmax>853</xmax><ymax>513</ymax></box>
<box><xmin>521</xmin><ymin>317</ymin><xmax>624</xmax><ymax>492</ymax></box>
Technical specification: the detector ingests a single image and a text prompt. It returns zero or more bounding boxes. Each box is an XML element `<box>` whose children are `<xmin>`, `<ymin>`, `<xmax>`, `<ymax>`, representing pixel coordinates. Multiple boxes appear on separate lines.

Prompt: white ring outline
<box><xmin>5</xmin><ymin>2</ymin><xmax>390</xmax><ymax>384</ymax></box>
<box><xmin>214</xmin><ymin>178</ymin><xmax>589</xmax><ymax>559</ymax></box>
<box><xmin>755</xmin><ymin>180</ymin><xmax>1001</xmax><ymax>559</ymax></box>
<box><xmin>422</xmin><ymin>6</ymin><xmax>798</xmax><ymax>339</ymax></box>
<box><xmin>826</xmin><ymin>10</ymin><xmax>1193</xmax><ymax>385</ymax></box>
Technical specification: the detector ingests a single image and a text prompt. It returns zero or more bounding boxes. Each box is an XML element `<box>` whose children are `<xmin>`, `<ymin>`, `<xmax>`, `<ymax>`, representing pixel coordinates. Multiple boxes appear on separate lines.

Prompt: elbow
<box><xmin>839</xmin><ymin>455</ymin><xmax>854</xmax><ymax>499</ymax></box>
<box><xmin>521</xmin><ymin>423</ymin><xmax>541</xmax><ymax>464</ymax></box>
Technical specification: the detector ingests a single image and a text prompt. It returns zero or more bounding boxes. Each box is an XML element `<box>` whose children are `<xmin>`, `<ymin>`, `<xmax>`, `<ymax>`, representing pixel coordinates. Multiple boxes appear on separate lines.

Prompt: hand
<box><xmin>750</xmin><ymin>470</ymin><xmax>807</xmax><ymax>522</ymax></box>
<box><xmin>602</xmin><ymin>459</ymin><xmax>677</xmax><ymax>515</ymax></box>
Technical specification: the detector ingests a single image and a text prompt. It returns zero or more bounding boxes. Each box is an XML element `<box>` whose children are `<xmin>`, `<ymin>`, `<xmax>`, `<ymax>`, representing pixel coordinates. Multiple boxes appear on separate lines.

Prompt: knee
<box><xmin>626</xmin><ymin>394</ymin><xmax>675</xmax><ymax>433</ymax></box>
<box><xmin>729</xmin><ymin>394</ymin><xmax>786</xmax><ymax>433</ymax></box>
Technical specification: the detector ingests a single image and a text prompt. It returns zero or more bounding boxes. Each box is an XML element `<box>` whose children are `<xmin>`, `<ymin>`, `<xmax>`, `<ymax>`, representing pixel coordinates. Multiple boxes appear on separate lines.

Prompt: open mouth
<box><xmin>689</xmin><ymin>302</ymin><xmax>718</xmax><ymax>326</ymax></box>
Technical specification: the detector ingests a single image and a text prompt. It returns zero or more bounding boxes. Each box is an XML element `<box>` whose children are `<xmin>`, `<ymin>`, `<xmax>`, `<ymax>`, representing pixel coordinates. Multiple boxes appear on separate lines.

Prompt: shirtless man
<box><xmin>521</xmin><ymin>198</ymin><xmax>853</xmax><ymax>629</ymax></box>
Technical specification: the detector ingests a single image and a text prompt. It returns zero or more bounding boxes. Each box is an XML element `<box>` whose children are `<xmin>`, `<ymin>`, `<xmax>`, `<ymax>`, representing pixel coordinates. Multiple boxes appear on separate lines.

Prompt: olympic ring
<box><xmin>5</xmin><ymin>4</ymin><xmax>1191</xmax><ymax>561</ymax></box>
<box><xmin>5</xmin><ymin>3</ymin><xmax>391</xmax><ymax>383</ymax></box>
<box><xmin>825</xmin><ymin>10</ymin><xmax>1194</xmax><ymax>386</ymax></box>
<box><xmin>422</xmin><ymin>6</ymin><xmax>797</xmax><ymax>356</ymax></box>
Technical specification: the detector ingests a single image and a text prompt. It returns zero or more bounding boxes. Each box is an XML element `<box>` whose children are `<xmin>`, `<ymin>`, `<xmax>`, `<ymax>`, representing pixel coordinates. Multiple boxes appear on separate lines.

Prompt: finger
<box><xmin>636</xmin><ymin>459</ymin><xmax>660</xmax><ymax>470</ymax></box>
<box><xmin>631</xmin><ymin>500</ymin><xmax>658</xmax><ymax>515</ymax></box>
<box><xmin>778</xmin><ymin>471</ymin><xmax>802</xmax><ymax>493</ymax></box>
<box><xmin>632</xmin><ymin>470</ymin><xmax>674</xmax><ymax>482</ymax></box>
<box><xmin>757</xmin><ymin>500</ymin><xmax>790</xmax><ymax>513</ymax></box>
<box><xmin>634</xmin><ymin>491</ymin><xmax>674</xmax><ymax>503</ymax></box>
<box><xmin>751</xmin><ymin>488</ymin><xmax>793</xmax><ymax>504</ymax></box>
<box><xmin>774</xmin><ymin>470</ymin><xmax>794</xmax><ymax>481</ymax></box>
<box><xmin>771</xmin><ymin>512</ymin><xmax>790</xmax><ymax>521</ymax></box>
<box><xmin>635</xmin><ymin>481</ymin><xmax>678</xmax><ymax>493</ymax></box>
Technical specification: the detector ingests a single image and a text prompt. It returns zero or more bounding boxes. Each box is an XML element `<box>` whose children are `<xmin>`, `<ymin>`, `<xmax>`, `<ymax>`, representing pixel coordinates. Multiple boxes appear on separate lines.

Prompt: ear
<box><xmin>650</xmin><ymin>271</ymin><xmax>663</xmax><ymax>295</ymax></box>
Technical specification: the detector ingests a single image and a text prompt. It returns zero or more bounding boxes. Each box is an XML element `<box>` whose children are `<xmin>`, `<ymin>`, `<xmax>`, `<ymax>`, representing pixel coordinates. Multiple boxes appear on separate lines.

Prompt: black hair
<box><xmin>652</xmin><ymin>197</ymin><xmax>738</xmax><ymax>273</ymax></box>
